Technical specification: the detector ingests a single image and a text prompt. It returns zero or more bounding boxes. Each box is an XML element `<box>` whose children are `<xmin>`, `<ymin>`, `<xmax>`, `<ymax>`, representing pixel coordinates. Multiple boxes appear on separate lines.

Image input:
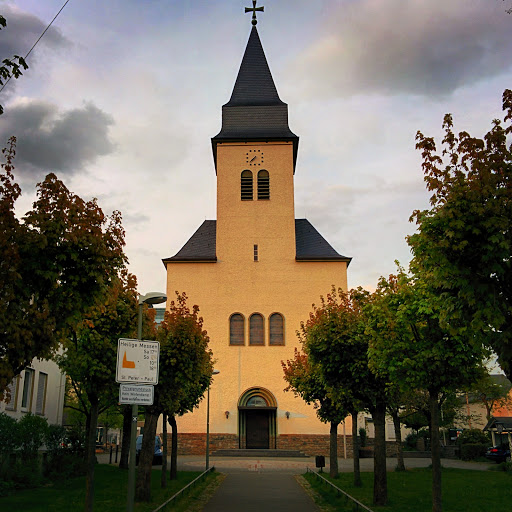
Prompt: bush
<box><xmin>456</xmin><ymin>429</ymin><xmax>490</xmax><ymax>446</ymax></box>
<box><xmin>0</xmin><ymin>413</ymin><xmax>19</xmax><ymax>477</ymax></box>
<box><xmin>404</xmin><ymin>432</ymin><xmax>418</xmax><ymax>450</ymax></box>
<box><xmin>489</xmin><ymin>461</ymin><xmax>512</xmax><ymax>472</ymax></box>
<box><xmin>11</xmin><ymin>457</ymin><xmax>43</xmax><ymax>489</ymax></box>
<box><xmin>0</xmin><ymin>479</ymin><xmax>15</xmax><ymax>497</ymax></box>
<box><xmin>17</xmin><ymin>414</ymin><xmax>48</xmax><ymax>461</ymax></box>
<box><xmin>42</xmin><ymin>424</ymin><xmax>86</xmax><ymax>480</ymax></box>
<box><xmin>359</xmin><ymin>427</ymin><xmax>367</xmax><ymax>447</ymax></box>
<box><xmin>460</xmin><ymin>443</ymin><xmax>487</xmax><ymax>461</ymax></box>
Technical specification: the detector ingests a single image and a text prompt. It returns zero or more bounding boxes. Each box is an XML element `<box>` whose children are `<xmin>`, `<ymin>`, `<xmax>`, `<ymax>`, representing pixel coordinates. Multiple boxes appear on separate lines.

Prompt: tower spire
<box><xmin>245</xmin><ymin>1</ymin><xmax>264</xmax><ymax>26</ymax></box>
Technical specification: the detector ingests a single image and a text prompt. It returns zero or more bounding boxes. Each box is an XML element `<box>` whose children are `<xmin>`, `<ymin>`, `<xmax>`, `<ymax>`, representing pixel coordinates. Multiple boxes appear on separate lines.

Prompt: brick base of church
<box><xmin>162</xmin><ymin>432</ymin><xmax>399</xmax><ymax>457</ymax></box>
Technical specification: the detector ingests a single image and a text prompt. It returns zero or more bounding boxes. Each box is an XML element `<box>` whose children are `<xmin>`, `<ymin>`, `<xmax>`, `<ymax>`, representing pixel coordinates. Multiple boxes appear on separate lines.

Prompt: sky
<box><xmin>1</xmin><ymin>0</ymin><xmax>512</xmax><ymax>297</ymax></box>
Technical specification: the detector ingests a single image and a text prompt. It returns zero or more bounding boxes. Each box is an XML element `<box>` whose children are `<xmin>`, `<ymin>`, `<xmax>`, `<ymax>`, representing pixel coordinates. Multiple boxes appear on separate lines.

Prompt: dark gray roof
<box><xmin>295</xmin><ymin>219</ymin><xmax>351</xmax><ymax>263</ymax></box>
<box><xmin>225</xmin><ymin>25</ymin><xmax>284</xmax><ymax>108</ymax></box>
<box><xmin>163</xmin><ymin>219</ymin><xmax>351</xmax><ymax>265</ymax></box>
<box><xmin>484</xmin><ymin>416</ymin><xmax>512</xmax><ymax>432</ymax></box>
<box><xmin>212</xmin><ymin>26</ymin><xmax>298</xmax><ymax>172</ymax></box>
<box><xmin>162</xmin><ymin>221</ymin><xmax>217</xmax><ymax>263</ymax></box>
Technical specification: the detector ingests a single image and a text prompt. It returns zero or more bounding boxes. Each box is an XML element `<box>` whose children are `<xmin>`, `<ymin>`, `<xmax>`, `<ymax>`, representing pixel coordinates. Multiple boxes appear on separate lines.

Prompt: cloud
<box><xmin>288</xmin><ymin>0</ymin><xmax>512</xmax><ymax>98</ymax></box>
<box><xmin>0</xmin><ymin>4</ymin><xmax>68</xmax><ymax>58</ymax></box>
<box><xmin>0</xmin><ymin>100</ymin><xmax>115</xmax><ymax>176</ymax></box>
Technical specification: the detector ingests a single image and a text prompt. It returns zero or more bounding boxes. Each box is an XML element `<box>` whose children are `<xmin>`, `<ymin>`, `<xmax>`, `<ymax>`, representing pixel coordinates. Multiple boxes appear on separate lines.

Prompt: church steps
<box><xmin>211</xmin><ymin>449</ymin><xmax>308</xmax><ymax>458</ymax></box>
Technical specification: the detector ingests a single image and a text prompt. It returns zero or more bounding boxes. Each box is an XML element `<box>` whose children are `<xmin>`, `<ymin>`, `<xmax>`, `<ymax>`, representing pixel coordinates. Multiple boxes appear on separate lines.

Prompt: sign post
<box><xmin>117</xmin><ymin>338</ymin><xmax>160</xmax><ymax>512</ymax></box>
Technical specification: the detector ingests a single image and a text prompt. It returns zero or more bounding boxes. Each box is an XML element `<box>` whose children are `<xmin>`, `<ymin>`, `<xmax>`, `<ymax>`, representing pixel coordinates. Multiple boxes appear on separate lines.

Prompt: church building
<box><xmin>162</xmin><ymin>7</ymin><xmax>351</xmax><ymax>454</ymax></box>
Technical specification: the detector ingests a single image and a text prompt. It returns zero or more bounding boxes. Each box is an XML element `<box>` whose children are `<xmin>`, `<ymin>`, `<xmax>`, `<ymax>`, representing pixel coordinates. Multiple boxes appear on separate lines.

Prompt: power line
<box><xmin>0</xmin><ymin>0</ymin><xmax>72</xmax><ymax>94</ymax></box>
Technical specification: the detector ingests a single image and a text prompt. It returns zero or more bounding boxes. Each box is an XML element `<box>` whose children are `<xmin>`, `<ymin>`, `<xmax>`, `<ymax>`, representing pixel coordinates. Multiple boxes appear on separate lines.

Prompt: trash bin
<box><xmin>315</xmin><ymin>455</ymin><xmax>325</xmax><ymax>468</ymax></box>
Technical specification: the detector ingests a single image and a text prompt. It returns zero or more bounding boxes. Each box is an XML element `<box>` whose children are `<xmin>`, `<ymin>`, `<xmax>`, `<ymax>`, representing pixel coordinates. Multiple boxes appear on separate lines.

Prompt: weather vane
<box><xmin>245</xmin><ymin>1</ymin><xmax>264</xmax><ymax>25</ymax></box>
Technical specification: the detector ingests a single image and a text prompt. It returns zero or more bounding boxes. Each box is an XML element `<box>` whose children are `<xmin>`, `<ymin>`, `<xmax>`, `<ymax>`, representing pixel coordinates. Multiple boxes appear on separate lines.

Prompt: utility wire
<box><xmin>0</xmin><ymin>0</ymin><xmax>72</xmax><ymax>94</ymax></box>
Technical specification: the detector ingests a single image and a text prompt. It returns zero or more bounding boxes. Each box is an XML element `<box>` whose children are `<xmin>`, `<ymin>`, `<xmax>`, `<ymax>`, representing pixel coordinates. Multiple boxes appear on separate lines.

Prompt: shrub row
<box><xmin>0</xmin><ymin>412</ymin><xmax>86</xmax><ymax>495</ymax></box>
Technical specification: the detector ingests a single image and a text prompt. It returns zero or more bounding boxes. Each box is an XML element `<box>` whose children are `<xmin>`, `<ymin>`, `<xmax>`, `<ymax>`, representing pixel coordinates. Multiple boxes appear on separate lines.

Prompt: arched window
<box><xmin>269</xmin><ymin>313</ymin><xmax>284</xmax><ymax>345</ymax></box>
<box><xmin>241</xmin><ymin>170</ymin><xmax>253</xmax><ymax>200</ymax></box>
<box><xmin>230</xmin><ymin>314</ymin><xmax>245</xmax><ymax>345</ymax></box>
<box><xmin>247</xmin><ymin>396</ymin><xmax>267</xmax><ymax>407</ymax></box>
<box><xmin>257</xmin><ymin>170</ymin><xmax>269</xmax><ymax>200</ymax></box>
<box><xmin>249</xmin><ymin>313</ymin><xmax>264</xmax><ymax>345</ymax></box>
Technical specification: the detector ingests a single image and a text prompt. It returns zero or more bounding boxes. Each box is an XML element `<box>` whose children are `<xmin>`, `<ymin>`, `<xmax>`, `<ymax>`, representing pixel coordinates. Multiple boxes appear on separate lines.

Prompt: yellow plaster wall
<box><xmin>165</xmin><ymin>141</ymin><xmax>351</xmax><ymax>438</ymax></box>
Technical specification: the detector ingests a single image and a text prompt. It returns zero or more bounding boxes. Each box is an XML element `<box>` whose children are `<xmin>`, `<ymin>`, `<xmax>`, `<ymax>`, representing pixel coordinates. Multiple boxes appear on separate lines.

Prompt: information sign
<box><xmin>116</xmin><ymin>338</ymin><xmax>160</xmax><ymax>384</ymax></box>
<box><xmin>119</xmin><ymin>384</ymin><xmax>154</xmax><ymax>405</ymax></box>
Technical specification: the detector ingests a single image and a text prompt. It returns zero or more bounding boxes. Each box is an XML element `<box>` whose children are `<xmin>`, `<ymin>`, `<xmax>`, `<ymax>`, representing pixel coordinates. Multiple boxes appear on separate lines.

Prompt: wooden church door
<box><xmin>246</xmin><ymin>409</ymin><xmax>270</xmax><ymax>449</ymax></box>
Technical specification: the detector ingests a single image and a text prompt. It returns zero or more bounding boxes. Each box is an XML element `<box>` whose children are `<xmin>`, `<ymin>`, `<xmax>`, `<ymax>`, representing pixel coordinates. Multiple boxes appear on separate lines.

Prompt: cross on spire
<box><xmin>245</xmin><ymin>1</ymin><xmax>264</xmax><ymax>26</ymax></box>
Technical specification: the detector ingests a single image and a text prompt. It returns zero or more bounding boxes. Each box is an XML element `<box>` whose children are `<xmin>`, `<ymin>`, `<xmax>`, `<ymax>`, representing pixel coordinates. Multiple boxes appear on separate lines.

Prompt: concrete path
<box><xmin>97</xmin><ymin>452</ymin><xmax>491</xmax><ymax>473</ymax></box>
<box><xmin>201</xmin><ymin>472</ymin><xmax>319</xmax><ymax>512</ymax></box>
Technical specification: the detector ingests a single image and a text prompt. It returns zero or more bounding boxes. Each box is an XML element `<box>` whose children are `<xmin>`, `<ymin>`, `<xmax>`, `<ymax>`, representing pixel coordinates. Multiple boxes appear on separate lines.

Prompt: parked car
<box><xmin>135</xmin><ymin>435</ymin><xmax>163</xmax><ymax>465</ymax></box>
<box><xmin>485</xmin><ymin>443</ymin><xmax>510</xmax><ymax>463</ymax></box>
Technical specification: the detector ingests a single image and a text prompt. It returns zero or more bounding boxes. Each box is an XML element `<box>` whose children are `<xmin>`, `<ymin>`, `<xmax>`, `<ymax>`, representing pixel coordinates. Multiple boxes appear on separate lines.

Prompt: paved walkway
<box><xmin>201</xmin><ymin>473</ymin><xmax>319</xmax><ymax>512</ymax></box>
<box><xmin>97</xmin><ymin>452</ymin><xmax>491</xmax><ymax>473</ymax></box>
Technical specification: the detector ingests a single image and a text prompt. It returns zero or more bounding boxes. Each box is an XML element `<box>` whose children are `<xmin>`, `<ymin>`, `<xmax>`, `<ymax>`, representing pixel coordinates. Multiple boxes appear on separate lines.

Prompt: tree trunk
<box><xmin>329</xmin><ymin>421</ymin><xmax>339</xmax><ymax>478</ymax></box>
<box><xmin>372</xmin><ymin>401</ymin><xmax>388</xmax><ymax>507</ymax></box>
<box><xmin>135</xmin><ymin>410</ymin><xmax>159</xmax><ymax>502</ymax></box>
<box><xmin>85</xmin><ymin>395</ymin><xmax>99</xmax><ymax>512</ymax></box>
<box><xmin>430</xmin><ymin>390</ymin><xmax>442</xmax><ymax>512</ymax></box>
<box><xmin>161</xmin><ymin>413</ymin><xmax>167</xmax><ymax>488</ymax></box>
<box><xmin>392</xmin><ymin>410</ymin><xmax>405</xmax><ymax>471</ymax></box>
<box><xmin>169</xmin><ymin>415</ymin><xmax>178</xmax><ymax>480</ymax></box>
<box><xmin>351</xmin><ymin>411</ymin><xmax>361</xmax><ymax>487</ymax></box>
<box><xmin>119</xmin><ymin>405</ymin><xmax>131</xmax><ymax>469</ymax></box>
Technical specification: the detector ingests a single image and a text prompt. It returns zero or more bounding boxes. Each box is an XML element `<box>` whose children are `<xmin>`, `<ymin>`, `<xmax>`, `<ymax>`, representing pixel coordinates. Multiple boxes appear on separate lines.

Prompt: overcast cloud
<box><xmin>0</xmin><ymin>100</ymin><xmax>115</xmax><ymax>177</ymax></box>
<box><xmin>2</xmin><ymin>0</ymin><xmax>511</xmax><ymax>303</ymax></box>
<box><xmin>290</xmin><ymin>0</ymin><xmax>512</xmax><ymax>98</ymax></box>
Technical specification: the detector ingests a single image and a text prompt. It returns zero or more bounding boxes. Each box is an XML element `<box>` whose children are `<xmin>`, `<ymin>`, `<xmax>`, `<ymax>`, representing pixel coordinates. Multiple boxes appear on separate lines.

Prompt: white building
<box><xmin>1</xmin><ymin>358</ymin><xmax>66</xmax><ymax>425</ymax></box>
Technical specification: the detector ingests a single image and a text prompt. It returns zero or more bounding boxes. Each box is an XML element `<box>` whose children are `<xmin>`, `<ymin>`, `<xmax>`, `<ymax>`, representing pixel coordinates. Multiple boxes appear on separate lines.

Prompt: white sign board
<box><xmin>116</xmin><ymin>338</ymin><xmax>160</xmax><ymax>384</ymax></box>
<box><xmin>119</xmin><ymin>384</ymin><xmax>154</xmax><ymax>405</ymax></box>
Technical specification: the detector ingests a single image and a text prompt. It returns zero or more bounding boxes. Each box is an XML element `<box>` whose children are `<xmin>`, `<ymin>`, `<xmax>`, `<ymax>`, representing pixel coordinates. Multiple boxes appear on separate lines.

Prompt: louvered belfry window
<box><xmin>230</xmin><ymin>314</ymin><xmax>245</xmax><ymax>345</ymax></box>
<box><xmin>241</xmin><ymin>170</ymin><xmax>253</xmax><ymax>200</ymax></box>
<box><xmin>258</xmin><ymin>170</ymin><xmax>270</xmax><ymax>200</ymax></box>
<box><xmin>249</xmin><ymin>313</ymin><xmax>264</xmax><ymax>345</ymax></box>
<box><xmin>269</xmin><ymin>313</ymin><xmax>284</xmax><ymax>345</ymax></box>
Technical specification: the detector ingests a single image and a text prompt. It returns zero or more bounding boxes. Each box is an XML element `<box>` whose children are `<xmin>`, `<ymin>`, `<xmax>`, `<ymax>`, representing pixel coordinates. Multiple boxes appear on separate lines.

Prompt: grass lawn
<box><xmin>305</xmin><ymin>467</ymin><xmax>512</xmax><ymax>512</ymax></box>
<box><xmin>0</xmin><ymin>465</ymin><xmax>219</xmax><ymax>512</ymax></box>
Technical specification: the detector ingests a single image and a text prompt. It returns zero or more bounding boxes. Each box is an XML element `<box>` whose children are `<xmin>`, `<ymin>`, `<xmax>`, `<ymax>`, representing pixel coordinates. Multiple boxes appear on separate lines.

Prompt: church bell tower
<box><xmin>212</xmin><ymin>15</ymin><xmax>299</xmax><ymax>265</ymax></box>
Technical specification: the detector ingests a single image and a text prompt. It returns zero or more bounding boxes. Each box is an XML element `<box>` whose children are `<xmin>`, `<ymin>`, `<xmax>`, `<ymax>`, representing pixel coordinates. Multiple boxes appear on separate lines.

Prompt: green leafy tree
<box><xmin>135</xmin><ymin>292</ymin><xmax>213</xmax><ymax>502</ymax></box>
<box><xmin>282</xmin><ymin>348</ymin><xmax>348</xmax><ymax>478</ymax></box>
<box><xmin>409</xmin><ymin>89</ymin><xmax>512</xmax><ymax>380</ymax></box>
<box><xmin>56</xmin><ymin>271</ymin><xmax>138</xmax><ymax>512</ymax></box>
<box><xmin>0</xmin><ymin>16</ymin><xmax>28</xmax><ymax>115</ymax></box>
<box><xmin>302</xmin><ymin>287</ymin><xmax>389</xmax><ymax>505</ymax></box>
<box><xmin>367</xmin><ymin>270</ymin><xmax>485</xmax><ymax>512</ymax></box>
<box><xmin>1</xmin><ymin>137</ymin><xmax>126</xmax><ymax>396</ymax></box>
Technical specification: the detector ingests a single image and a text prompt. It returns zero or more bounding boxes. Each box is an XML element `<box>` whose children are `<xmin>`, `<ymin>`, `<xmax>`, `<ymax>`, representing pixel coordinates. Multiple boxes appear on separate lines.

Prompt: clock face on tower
<box><xmin>245</xmin><ymin>149</ymin><xmax>264</xmax><ymax>166</ymax></box>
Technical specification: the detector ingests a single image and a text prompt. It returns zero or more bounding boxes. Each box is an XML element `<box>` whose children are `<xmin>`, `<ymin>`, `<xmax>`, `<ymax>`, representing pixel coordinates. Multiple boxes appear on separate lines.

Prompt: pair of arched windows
<box><xmin>229</xmin><ymin>312</ymin><xmax>284</xmax><ymax>346</ymax></box>
<box><xmin>241</xmin><ymin>170</ymin><xmax>270</xmax><ymax>201</ymax></box>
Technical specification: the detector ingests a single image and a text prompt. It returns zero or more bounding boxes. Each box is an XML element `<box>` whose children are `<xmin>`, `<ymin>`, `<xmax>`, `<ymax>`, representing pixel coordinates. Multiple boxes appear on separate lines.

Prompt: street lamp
<box><xmin>127</xmin><ymin>292</ymin><xmax>167</xmax><ymax>512</ymax></box>
<box><xmin>205</xmin><ymin>369</ymin><xmax>220</xmax><ymax>471</ymax></box>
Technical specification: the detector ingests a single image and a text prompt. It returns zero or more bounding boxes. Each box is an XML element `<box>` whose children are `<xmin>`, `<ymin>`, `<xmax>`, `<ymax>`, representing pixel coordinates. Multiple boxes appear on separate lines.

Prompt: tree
<box><xmin>466</xmin><ymin>373</ymin><xmax>512</xmax><ymax>421</ymax></box>
<box><xmin>367</xmin><ymin>270</ymin><xmax>485</xmax><ymax>512</ymax></box>
<box><xmin>0</xmin><ymin>16</ymin><xmax>28</xmax><ymax>115</ymax></box>
<box><xmin>282</xmin><ymin>348</ymin><xmax>347</xmax><ymax>478</ymax></box>
<box><xmin>135</xmin><ymin>292</ymin><xmax>213</xmax><ymax>502</ymax></box>
<box><xmin>302</xmin><ymin>287</ymin><xmax>389</xmax><ymax>505</ymax></box>
<box><xmin>409</xmin><ymin>89</ymin><xmax>512</xmax><ymax>380</ymax></box>
<box><xmin>0</xmin><ymin>136</ymin><xmax>126</xmax><ymax>396</ymax></box>
<box><xmin>55</xmin><ymin>271</ymin><xmax>137</xmax><ymax>512</ymax></box>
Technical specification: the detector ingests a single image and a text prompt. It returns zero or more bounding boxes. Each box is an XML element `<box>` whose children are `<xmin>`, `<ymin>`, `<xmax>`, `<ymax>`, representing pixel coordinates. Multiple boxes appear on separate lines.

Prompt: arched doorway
<box><xmin>238</xmin><ymin>387</ymin><xmax>277</xmax><ymax>449</ymax></box>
